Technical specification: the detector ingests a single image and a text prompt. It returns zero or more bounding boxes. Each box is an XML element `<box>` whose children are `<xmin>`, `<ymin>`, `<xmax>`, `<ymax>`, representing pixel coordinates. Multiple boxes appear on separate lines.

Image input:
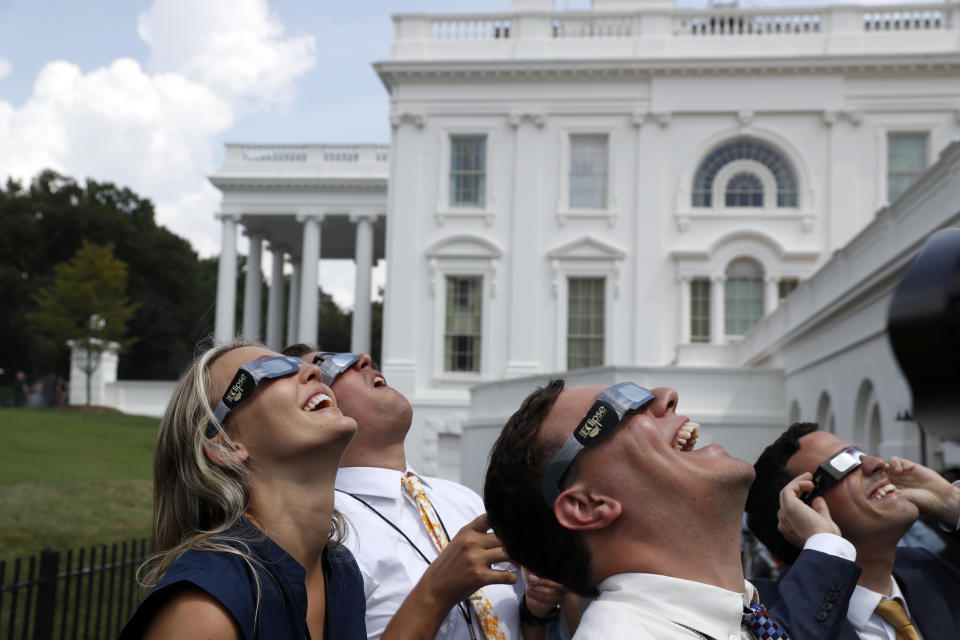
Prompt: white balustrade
<box><xmin>388</xmin><ymin>3</ymin><xmax>958</xmax><ymax>57</ymax></box>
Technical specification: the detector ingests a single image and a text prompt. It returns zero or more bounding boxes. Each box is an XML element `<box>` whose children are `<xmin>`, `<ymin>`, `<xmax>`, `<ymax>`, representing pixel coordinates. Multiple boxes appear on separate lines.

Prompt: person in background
<box><xmin>282</xmin><ymin>344</ymin><xmax>570</xmax><ymax>640</ymax></box>
<box><xmin>12</xmin><ymin>370</ymin><xmax>28</xmax><ymax>406</ymax></box>
<box><xmin>747</xmin><ymin>422</ymin><xmax>960</xmax><ymax>639</ymax></box>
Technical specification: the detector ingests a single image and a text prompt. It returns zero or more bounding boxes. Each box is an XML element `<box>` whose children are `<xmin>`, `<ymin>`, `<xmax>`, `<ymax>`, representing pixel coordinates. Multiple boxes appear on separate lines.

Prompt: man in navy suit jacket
<box><xmin>747</xmin><ymin>423</ymin><xmax>960</xmax><ymax>639</ymax></box>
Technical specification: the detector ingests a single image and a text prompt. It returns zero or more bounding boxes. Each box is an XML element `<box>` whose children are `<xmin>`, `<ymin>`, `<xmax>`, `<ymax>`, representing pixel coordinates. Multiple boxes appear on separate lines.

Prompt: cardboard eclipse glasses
<box><xmin>541</xmin><ymin>382</ymin><xmax>656</xmax><ymax>507</ymax></box>
<box><xmin>800</xmin><ymin>445</ymin><xmax>867</xmax><ymax>504</ymax></box>
<box><xmin>206</xmin><ymin>355</ymin><xmax>310</xmax><ymax>437</ymax></box>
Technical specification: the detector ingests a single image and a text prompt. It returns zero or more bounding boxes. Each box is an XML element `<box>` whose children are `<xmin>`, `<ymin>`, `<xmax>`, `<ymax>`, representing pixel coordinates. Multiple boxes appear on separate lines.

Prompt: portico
<box><xmin>209</xmin><ymin>143</ymin><xmax>389</xmax><ymax>351</ymax></box>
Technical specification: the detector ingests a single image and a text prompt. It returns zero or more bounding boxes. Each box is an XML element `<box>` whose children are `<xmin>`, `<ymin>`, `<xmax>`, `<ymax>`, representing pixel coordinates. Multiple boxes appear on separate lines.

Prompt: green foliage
<box><xmin>0</xmin><ymin>170</ymin><xmax>218</xmax><ymax>381</ymax></box>
<box><xmin>0</xmin><ymin>408</ymin><xmax>156</xmax><ymax>563</ymax></box>
<box><xmin>28</xmin><ymin>241</ymin><xmax>139</xmax><ymax>361</ymax></box>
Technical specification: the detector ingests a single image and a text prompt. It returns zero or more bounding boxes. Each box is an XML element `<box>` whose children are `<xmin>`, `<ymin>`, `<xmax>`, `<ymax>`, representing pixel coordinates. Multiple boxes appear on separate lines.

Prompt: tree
<box><xmin>27</xmin><ymin>241</ymin><xmax>139</xmax><ymax>405</ymax></box>
<box><xmin>0</xmin><ymin>170</ymin><xmax>218</xmax><ymax>381</ymax></box>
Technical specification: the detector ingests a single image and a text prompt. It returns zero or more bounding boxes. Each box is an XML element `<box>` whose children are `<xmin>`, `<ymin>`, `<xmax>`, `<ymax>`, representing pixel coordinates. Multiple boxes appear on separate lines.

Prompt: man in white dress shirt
<box><xmin>284</xmin><ymin>347</ymin><xmax>567</xmax><ymax>640</ymax></box>
<box><xmin>483</xmin><ymin>380</ymin><xmax>860</xmax><ymax>639</ymax></box>
<box><xmin>747</xmin><ymin>423</ymin><xmax>960</xmax><ymax>639</ymax></box>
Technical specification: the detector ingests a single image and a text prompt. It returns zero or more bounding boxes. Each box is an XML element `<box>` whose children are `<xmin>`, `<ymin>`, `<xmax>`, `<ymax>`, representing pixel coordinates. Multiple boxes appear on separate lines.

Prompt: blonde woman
<box><xmin>121</xmin><ymin>342</ymin><xmax>365</xmax><ymax>639</ymax></box>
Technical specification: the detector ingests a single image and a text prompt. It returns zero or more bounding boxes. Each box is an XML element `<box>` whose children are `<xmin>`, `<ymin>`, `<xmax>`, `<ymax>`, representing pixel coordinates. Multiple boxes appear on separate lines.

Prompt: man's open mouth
<box><xmin>869</xmin><ymin>482</ymin><xmax>898</xmax><ymax>500</ymax></box>
<box><xmin>673</xmin><ymin>422</ymin><xmax>700</xmax><ymax>452</ymax></box>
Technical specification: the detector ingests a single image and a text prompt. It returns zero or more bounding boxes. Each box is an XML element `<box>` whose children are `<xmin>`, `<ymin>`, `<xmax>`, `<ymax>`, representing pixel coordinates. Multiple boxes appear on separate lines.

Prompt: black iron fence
<box><xmin>0</xmin><ymin>540</ymin><xmax>149</xmax><ymax>640</ymax></box>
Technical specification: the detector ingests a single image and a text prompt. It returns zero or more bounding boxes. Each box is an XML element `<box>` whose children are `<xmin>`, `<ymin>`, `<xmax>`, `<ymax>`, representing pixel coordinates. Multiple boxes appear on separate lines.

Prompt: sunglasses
<box><xmin>541</xmin><ymin>382</ymin><xmax>656</xmax><ymax>507</ymax></box>
<box><xmin>800</xmin><ymin>445</ymin><xmax>867</xmax><ymax>504</ymax></box>
<box><xmin>312</xmin><ymin>352</ymin><xmax>360</xmax><ymax>386</ymax></box>
<box><xmin>206</xmin><ymin>356</ymin><xmax>309</xmax><ymax>437</ymax></box>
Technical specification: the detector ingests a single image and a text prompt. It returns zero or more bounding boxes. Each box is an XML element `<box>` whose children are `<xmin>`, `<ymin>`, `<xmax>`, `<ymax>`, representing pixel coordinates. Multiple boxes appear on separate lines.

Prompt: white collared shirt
<box><xmin>335</xmin><ymin>466</ymin><xmax>521</xmax><ymax>640</ymax></box>
<box><xmin>574</xmin><ymin>573</ymin><xmax>762</xmax><ymax>640</ymax></box>
<box><xmin>847</xmin><ymin>578</ymin><xmax>924</xmax><ymax>640</ymax></box>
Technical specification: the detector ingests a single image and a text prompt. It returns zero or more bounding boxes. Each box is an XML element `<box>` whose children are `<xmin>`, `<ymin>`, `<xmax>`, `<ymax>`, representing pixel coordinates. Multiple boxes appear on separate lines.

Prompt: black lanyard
<box><xmin>336</xmin><ymin>489</ymin><xmax>479</xmax><ymax>640</ymax></box>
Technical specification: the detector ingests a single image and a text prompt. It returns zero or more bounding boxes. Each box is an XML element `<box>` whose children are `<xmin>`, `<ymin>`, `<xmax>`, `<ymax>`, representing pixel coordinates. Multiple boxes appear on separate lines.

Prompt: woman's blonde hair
<box><xmin>140</xmin><ymin>339</ymin><xmax>346</xmax><ymax>588</ymax></box>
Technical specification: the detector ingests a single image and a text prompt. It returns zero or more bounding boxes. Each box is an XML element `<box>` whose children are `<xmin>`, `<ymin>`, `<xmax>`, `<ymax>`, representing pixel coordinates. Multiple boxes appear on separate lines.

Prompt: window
<box><xmin>570</xmin><ymin>134</ymin><xmax>608</xmax><ymax>208</ymax></box>
<box><xmin>887</xmin><ymin>133</ymin><xmax>927</xmax><ymax>202</ymax></box>
<box><xmin>444</xmin><ymin>276</ymin><xmax>482</xmax><ymax>371</ymax></box>
<box><xmin>690</xmin><ymin>278</ymin><xmax>711</xmax><ymax>343</ymax></box>
<box><xmin>724</xmin><ymin>258</ymin><xmax>764</xmax><ymax>336</ymax></box>
<box><xmin>450</xmin><ymin>136</ymin><xmax>486</xmax><ymax>207</ymax></box>
<box><xmin>692</xmin><ymin>139</ymin><xmax>797</xmax><ymax>207</ymax></box>
<box><xmin>778</xmin><ymin>278</ymin><xmax>799</xmax><ymax>300</ymax></box>
<box><xmin>724</xmin><ymin>172</ymin><xmax>764</xmax><ymax>207</ymax></box>
<box><xmin>567</xmin><ymin>277</ymin><xmax>605</xmax><ymax>369</ymax></box>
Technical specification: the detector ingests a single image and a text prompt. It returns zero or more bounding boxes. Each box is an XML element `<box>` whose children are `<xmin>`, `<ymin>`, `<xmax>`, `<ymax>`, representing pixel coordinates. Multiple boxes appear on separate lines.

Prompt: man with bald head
<box><xmin>484</xmin><ymin>379</ymin><xmax>860</xmax><ymax>639</ymax></box>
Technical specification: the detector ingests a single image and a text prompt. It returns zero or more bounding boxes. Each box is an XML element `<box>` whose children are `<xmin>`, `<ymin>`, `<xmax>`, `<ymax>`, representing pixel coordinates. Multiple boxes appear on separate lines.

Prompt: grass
<box><xmin>0</xmin><ymin>407</ymin><xmax>158</xmax><ymax>563</ymax></box>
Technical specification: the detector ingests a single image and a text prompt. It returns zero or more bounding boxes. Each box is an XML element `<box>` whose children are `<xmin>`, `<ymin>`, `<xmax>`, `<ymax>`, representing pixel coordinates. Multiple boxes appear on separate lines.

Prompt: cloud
<box><xmin>137</xmin><ymin>0</ymin><xmax>315</xmax><ymax>110</ymax></box>
<box><xmin>0</xmin><ymin>0</ymin><xmax>315</xmax><ymax>258</ymax></box>
<box><xmin>0</xmin><ymin>57</ymin><xmax>10</xmax><ymax>79</ymax></box>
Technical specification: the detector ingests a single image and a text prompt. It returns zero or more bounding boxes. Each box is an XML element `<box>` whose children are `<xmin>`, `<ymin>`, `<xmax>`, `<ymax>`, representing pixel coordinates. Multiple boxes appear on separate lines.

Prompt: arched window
<box><xmin>817</xmin><ymin>392</ymin><xmax>836</xmax><ymax>434</ymax></box>
<box><xmin>724</xmin><ymin>258</ymin><xmax>764</xmax><ymax>336</ymax></box>
<box><xmin>692</xmin><ymin>139</ymin><xmax>798</xmax><ymax>207</ymax></box>
<box><xmin>725</xmin><ymin>172</ymin><xmax>763</xmax><ymax>207</ymax></box>
<box><xmin>788</xmin><ymin>400</ymin><xmax>801</xmax><ymax>425</ymax></box>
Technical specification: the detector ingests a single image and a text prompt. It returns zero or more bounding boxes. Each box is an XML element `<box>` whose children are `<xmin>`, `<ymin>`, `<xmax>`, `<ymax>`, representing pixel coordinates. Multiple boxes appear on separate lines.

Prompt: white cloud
<box><xmin>0</xmin><ymin>57</ymin><xmax>11</xmax><ymax>79</ymax></box>
<box><xmin>137</xmin><ymin>0</ymin><xmax>315</xmax><ymax>110</ymax></box>
<box><xmin>0</xmin><ymin>0</ymin><xmax>316</xmax><ymax>259</ymax></box>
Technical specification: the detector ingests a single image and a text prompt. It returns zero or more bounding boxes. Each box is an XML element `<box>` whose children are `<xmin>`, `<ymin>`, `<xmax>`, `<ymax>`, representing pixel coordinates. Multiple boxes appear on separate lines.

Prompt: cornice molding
<box><xmin>376</xmin><ymin>54</ymin><xmax>960</xmax><ymax>83</ymax></box>
<box><xmin>209</xmin><ymin>176</ymin><xmax>388</xmax><ymax>192</ymax></box>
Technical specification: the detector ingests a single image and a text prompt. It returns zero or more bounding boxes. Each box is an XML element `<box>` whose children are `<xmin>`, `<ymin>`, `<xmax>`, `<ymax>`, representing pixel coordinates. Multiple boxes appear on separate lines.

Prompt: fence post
<box><xmin>33</xmin><ymin>547</ymin><xmax>59</xmax><ymax>640</ymax></box>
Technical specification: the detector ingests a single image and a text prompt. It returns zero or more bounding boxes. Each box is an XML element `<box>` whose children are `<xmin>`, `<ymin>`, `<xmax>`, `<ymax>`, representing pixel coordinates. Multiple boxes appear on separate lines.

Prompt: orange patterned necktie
<box><xmin>401</xmin><ymin>471</ymin><xmax>508</xmax><ymax>640</ymax></box>
<box><xmin>874</xmin><ymin>599</ymin><xmax>920</xmax><ymax>640</ymax></box>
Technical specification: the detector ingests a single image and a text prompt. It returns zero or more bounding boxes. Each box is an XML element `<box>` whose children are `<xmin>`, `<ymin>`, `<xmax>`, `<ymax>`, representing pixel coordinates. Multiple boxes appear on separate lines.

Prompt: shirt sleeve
<box><xmin>803</xmin><ymin>532</ymin><xmax>857</xmax><ymax>561</ymax></box>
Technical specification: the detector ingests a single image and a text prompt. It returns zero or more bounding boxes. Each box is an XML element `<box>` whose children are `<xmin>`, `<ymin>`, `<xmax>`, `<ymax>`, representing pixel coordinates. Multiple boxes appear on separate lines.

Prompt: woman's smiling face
<box><xmin>208</xmin><ymin>346</ymin><xmax>357</xmax><ymax>466</ymax></box>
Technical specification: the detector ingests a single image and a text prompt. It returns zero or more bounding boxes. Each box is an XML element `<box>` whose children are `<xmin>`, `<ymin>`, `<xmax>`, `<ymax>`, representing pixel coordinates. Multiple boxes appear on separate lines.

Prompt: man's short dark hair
<box><xmin>483</xmin><ymin>379</ymin><xmax>597</xmax><ymax>597</ymax></box>
<box><xmin>745</xmin><ymin>422</ymin><xmax>820</xmax><ymax>565</ymax></box>
<box><xmin>281</xmin><ymin>343</ymin><xmax>314</xmax><ymax>357</ymax></box>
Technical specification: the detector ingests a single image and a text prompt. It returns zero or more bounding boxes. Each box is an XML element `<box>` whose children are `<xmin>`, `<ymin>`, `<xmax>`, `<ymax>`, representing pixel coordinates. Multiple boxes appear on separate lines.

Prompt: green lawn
<box><xmin>0</xmin><ymin>408</ymin><xmax>158</xmax><ymax>563</ymax></box>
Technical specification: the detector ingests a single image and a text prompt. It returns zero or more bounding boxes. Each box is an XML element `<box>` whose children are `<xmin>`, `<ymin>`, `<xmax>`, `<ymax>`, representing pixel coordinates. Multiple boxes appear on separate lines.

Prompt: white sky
<box><xmin>0</xmin><ymin>0</ymin><xmax>906</xmax><ymax>308</ymax></box>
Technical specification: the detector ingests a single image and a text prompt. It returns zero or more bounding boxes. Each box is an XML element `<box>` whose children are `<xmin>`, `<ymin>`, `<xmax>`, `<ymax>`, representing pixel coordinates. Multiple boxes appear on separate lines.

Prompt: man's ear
<box><xmin>554</xmin><ymin>486</ymin><xmax>622</xmax><ymax>531</ymax></box>
<box><xmin>204</xmin><ymin>435</ymin><xmax>249</xmax><ymax>467</ymax></box>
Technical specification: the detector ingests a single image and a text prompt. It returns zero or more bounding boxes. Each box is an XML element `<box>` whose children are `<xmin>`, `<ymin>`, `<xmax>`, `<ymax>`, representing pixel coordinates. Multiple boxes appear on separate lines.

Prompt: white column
<box><xmin>297</xmin><ymin>213</ymin><xmax>323</xmax><ymax>345</ymax></box>
<box><xmin>286</xmin><ymin>258</ymin><xmax>301</xmax><ymax>346</ymax></box>
<box><xmin>765</xmin><ymin>276</ymin><xmax>779</xmax><ymax>315</ymax></box>
<box><xmin>266</xmin><ymin>243</ymin><xmax>285</xmax><ymax>351</ymax></box>
<box><xmin>678</xmin><ymin>276</ymin><xmax>691</xmax><ymax>344</ymax></box>
<box><xmin>505</xmin><ymin>111</ymin><xmax>545</xmax><ymax>377</ymax></box>
<box><xmin>350</xmin><ymin>214</ymin><xmax>376</xmax><ymax>354</ymax></box>
<box><xmin>710</xmin><ymin>275</ymin><xmax>726</xmax><ymax>345</ymax></box>
<box><xmin>242</xmin><ymin>229</ymin><xmax>263</xmax><ymax>342</ymax></box>
<box><xmin>214</xmin><ymin>213</ymin><xmax>240</xmax><ymax>344</ymax></box>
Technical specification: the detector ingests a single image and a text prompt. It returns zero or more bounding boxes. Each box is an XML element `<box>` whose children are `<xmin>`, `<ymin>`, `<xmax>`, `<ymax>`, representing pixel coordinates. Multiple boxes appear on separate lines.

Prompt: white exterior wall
<box><xmin>738</xmin><ymin>140</ymin><xmax>960</xmax><ymax>471</ymax></box>
<box><xmin>378</xmin><ymin>2</ymin><xmax>960</xmax><ymax>477</ymax></box>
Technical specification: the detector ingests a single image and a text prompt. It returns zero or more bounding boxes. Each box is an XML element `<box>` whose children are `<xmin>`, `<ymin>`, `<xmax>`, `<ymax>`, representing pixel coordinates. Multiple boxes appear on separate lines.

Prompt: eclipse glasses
<box><xmin>312</xmin><ymin>352</ymin><xmax>360</xmax><ymax>386</ymax></box>
<box><xmin>206</xmin><ymin>355</ymin><xmax>308</xmax><ymax>437</ymax></box>
<box><xmin>800</xmin><ymin>445</ymin><xmax>867</xmax><ymax>504</ymax></box>
<box><xmin>541</xmin><ymin>382</ymin><xmax>655</xmax><ymax>507</ymax></box>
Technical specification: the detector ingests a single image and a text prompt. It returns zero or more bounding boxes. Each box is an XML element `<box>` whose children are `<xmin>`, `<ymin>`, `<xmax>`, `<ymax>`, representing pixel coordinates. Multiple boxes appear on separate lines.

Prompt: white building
<box><xmin>196</xmin><ymin>0</ymin><xmax>960</xmax><ymax>482</ymax></box>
